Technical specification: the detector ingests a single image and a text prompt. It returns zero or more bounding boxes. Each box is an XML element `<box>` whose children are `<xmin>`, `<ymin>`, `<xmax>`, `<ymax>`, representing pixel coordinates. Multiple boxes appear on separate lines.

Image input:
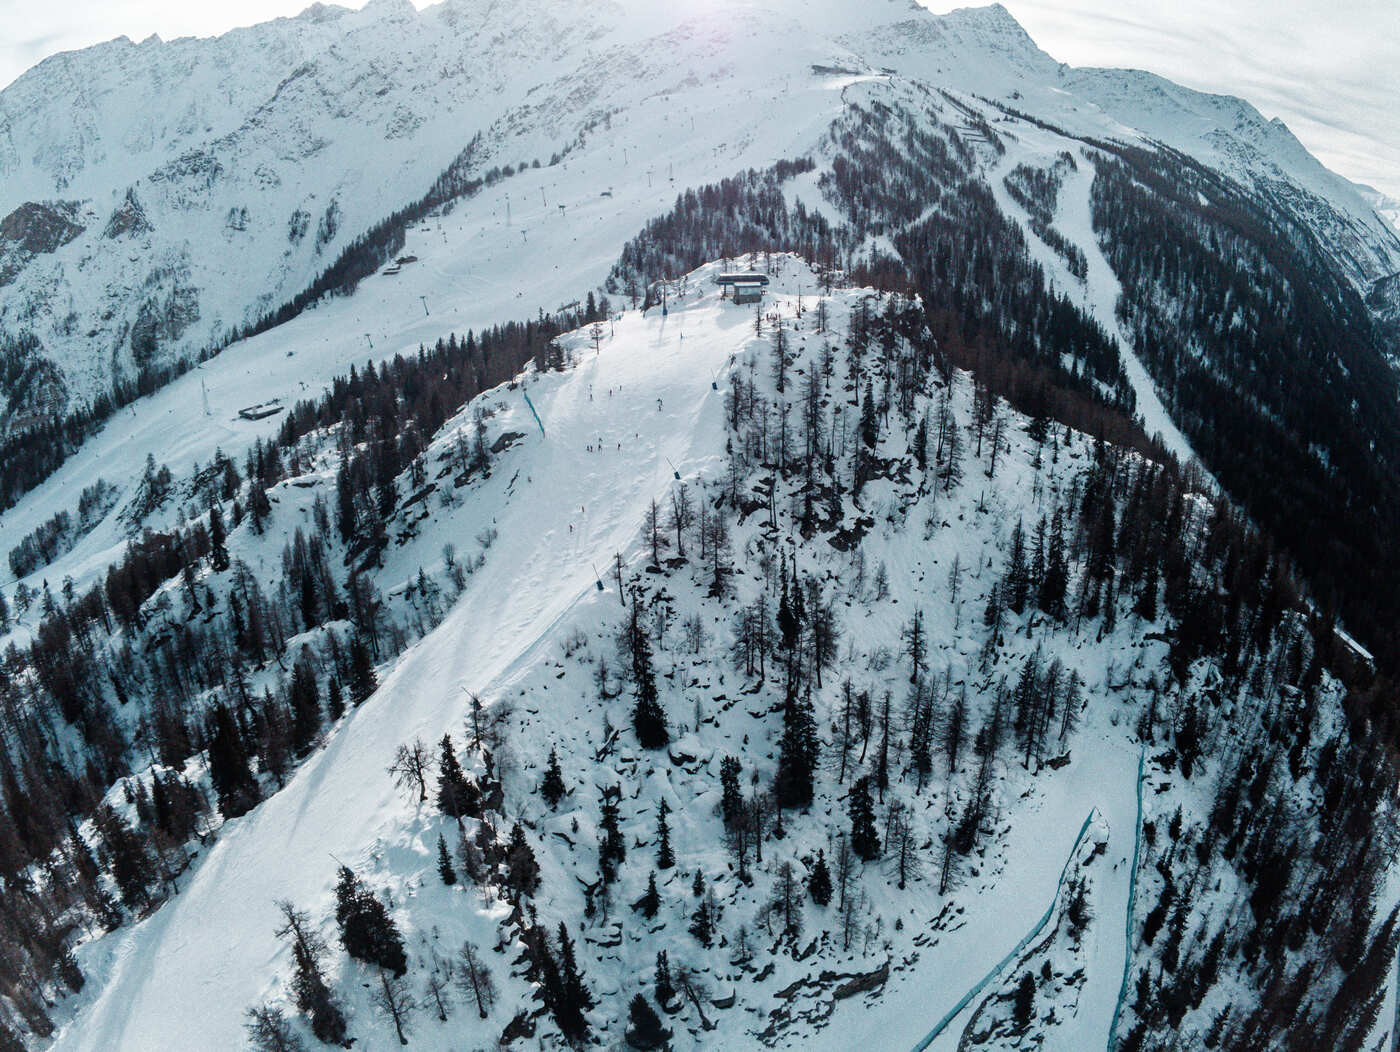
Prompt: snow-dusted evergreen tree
<box><xmin>848</xmin><ymin>776</ymin><xmax>880</xmax><ymax>861</ymax></box>
<box><xmin>436</xmin><ymin>834</ymin><xmax>457</xmax><ymax>885</ymax></box>
<box><xmin>540</xmin><ymin>746</ymin><xmax>567</xmax><ymax>808</ymax></box>
<box><xmin>622</xmin><ymin>594</ymin><xmax>668</xmax><ymax>748</ymax></box>
<box><xmin>808</xmin><ymin>848</ymin><xmax>833</xmax><ymax>906</ymax></box>
<box><xmin>435</xmin><ymin>734</ymin><xmax>477</xmax><ymax>819</ymax></box>
<box><xmin>655</xmin><ymin>797</ymin><xmax>675</xmax><ymax>869</ymax></box>
<box><xmin>625</xmin><ymin>994</ymin><xmax>670</xmax><ymax>1050</ymax></box>
<box><xmin>334</xmin><ymin>866</ymin><xmax>406</xmax><ymax>976</ymax></box>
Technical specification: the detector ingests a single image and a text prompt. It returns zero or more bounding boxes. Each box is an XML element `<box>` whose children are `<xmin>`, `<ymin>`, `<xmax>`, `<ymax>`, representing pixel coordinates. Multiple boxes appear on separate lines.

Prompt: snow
<box><xmin>54</xmin><ymin>255</ymin><xmax>1161</xmax><ymax>1048</ymax></box>
<box><xmin>48</xmin><ymin>264</ymin><xmax>752</xmax><ymax>1050</ymax></box>
<box><xmin>979</xmin><ymin>119</ymin><xmax>1205</xmax><ymax>474</ymax></box>
<box><xmin>1</xmin><ymin>2</ymin><xmax>1392</xmax><ymax>1046</ymax></box>
<box><xmin>2</xmin><ymin>0</ymin><xmax>1395</xmax><ymax>439</ymax></box>
<box><xmin>0</xmin><ymin>31</ymin><xmax>851</xmax><ymax>601</ymax></box>
<box><xmin>818</xmin><ymin>715</ymin><xmax>1141</xmax><ymax>1052</ymax></box>
<box><xmin>20</xmin><ymin>247</ymin><xmax>1366</xmax><ymax>1051</ymax></box>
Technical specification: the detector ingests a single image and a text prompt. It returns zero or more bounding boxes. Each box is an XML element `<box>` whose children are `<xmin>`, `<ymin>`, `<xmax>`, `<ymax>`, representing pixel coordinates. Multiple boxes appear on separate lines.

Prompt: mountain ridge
<box><xmin>0</xmin><ymin>0</ymin><xmax>1394</xmax><ymax>447</ymax></box>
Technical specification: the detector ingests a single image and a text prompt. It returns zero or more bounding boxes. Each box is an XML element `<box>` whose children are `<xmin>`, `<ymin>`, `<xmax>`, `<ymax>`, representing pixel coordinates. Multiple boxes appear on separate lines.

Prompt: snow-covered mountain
<box><xmin>1</xmin><ymin>0</ymin><xmax>1395</xmax><ymax>438</ymax></box>
<box><xmin>3</xmin><ymin>4</ymin><xmax>1400</xmax><ymax>1052</ymax></box>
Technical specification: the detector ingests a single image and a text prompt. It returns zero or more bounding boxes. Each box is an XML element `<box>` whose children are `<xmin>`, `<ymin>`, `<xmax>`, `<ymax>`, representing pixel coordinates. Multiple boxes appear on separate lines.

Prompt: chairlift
<box><xmin>591</xmin><ymin>562</ymin><xmax>606</xmax><ymax>592</ymax></box>
<box><xmin>665</xmin><ymin>457</ymin><xmax>681</xmax><ymax>481</ymax></box>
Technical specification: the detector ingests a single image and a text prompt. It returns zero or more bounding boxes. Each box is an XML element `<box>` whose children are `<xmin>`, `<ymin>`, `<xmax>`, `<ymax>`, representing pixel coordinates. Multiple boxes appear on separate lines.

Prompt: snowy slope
<box><xmin>2</xmin><ymin>0</ymin><xmax>1395</xmax><ymax>436</ymax></box>
<box><xmin>1</xmin><ymin>4</ymin><xmax>1395</xmax><ymax>1048</ymax></box>
<box><xmin>37</xmin><ymin>259</ymin><xmax>1256</xmax><ymax>1050</ymax></box>
<box><xmin>49</xmin><ymin>262</ymin><xmax>745</xmax><ymax>1052</ymax></box>
<box><xmin>0</xmin><ymin>18</ymin><xmax>861</xmax><ymax>599</ymax></box>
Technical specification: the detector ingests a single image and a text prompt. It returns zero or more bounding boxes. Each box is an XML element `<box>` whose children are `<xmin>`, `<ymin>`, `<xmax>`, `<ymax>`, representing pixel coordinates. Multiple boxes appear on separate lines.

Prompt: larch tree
<box><xmin>456</xmin><ymin>941</ymin><xmax>498</xmax><ymax>1020</ymax></box>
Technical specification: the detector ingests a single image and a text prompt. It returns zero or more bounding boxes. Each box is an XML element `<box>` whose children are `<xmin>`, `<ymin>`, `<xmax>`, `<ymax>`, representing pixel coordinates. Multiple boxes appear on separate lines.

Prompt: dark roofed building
<box><xmin>715</xmin><ymin>272</ymin><xmax>769</xmax><ymax>304</ymax></box>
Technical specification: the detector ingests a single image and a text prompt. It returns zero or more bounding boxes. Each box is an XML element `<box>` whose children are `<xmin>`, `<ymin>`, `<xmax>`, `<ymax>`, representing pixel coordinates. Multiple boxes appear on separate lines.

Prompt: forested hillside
<box><xmin>0</xmin><ymin>2</ymin><xmax>1398</xmax><ymax>1049</ymax></box>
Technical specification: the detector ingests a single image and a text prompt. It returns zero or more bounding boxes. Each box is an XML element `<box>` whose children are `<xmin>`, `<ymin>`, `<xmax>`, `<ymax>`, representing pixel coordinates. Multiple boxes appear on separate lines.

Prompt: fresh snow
<box><xmin>2</xmin><ymin>0</ymin><xmax>1396</xmax><ymax>434</ymax></box>
<box><xmin>48</xmin><ymin>258</ymin><xmax>1185</xmax><ymax>1049</ymax></box>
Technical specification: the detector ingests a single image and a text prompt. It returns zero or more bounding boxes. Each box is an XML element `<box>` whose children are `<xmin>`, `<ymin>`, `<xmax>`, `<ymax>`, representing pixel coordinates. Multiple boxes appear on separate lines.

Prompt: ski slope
<box><xmin>50</xmin><ymin>266</ymin><xmax>750</xmax><ymax>1051</ymax></box>
<box><xmin>0</xmin><ymin>44</ymin><xmax>851</xmax><ymax>605</ymax></box>
<box><xmin>981</xmin><ymin>119</ymin><xmax>1204</xmax><ymax>475</ymax></box>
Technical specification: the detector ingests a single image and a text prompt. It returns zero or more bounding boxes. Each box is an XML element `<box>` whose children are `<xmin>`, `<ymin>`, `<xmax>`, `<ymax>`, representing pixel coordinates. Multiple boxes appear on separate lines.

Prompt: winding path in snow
<box><xmin>909</xmin><ymin>809</ymin><xmax>1099</xmax><ymax>1051</ymax></box>
<box><xmin>1107</xmin><ymin>746</ymin><xmax>1148</xmax><ymax>1051</ymax></box>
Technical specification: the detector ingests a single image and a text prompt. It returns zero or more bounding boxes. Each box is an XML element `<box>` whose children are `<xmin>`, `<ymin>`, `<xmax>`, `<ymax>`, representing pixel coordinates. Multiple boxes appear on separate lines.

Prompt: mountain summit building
<box><xmin>716</xmin><ymin>272</ymin><xmax>770</xmax><ymax>304</ymax></box>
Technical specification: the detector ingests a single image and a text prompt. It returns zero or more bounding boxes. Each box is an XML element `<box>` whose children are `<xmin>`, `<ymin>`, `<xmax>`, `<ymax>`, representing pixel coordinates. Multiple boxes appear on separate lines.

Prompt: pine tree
<box><xmin>288</xmin><ymin>653</ymin><xmax>321</xmax><ymax>755</ymax></box>
<box><xmin>940</xmin><ymin>422</ymin><xmax>963</xmax><ymax>493</ymax></box>
<box><xmin>94</xmin><ymin>805</ymin><xmax>154</xmax><ymax>910</ymax></box>
<box><xmin>207</xmin><ymin>700</ymin><xmax>260</xmax><ymax>819</ymax></box>
<box><xmin>776</xmin><ymin>683</ymin><xmax>818</xmax><ymax>808</ymax></box>
<box><xmin>1135</xmin><ymin>560</ymin><xmax>1159</xmax><ymax>621</ymax></box>
<box><xmin>849</xmin><ymin>776</ymin><xmax>881</xmax><ymax>860</ymax></box>
<box><xmin>689</xmin><ymin>890</ymin><xmax>715</xmax><ymax>947</ymax></box>
<box><xmin>1005</xmin><ymin>518</ymin><xmax>1029</xmax><ymax>614</ymax></box>
<box><xmin>808</xmin><ymin>849</ymin><xmax>833</xmax><ymax>906</ymax></box>
<box><xmin>209</xmin><ymin>505</ymin><xmax>230</xmax><ymax>572</ymax></box>
<box><xmin>777</xmin><ymin>568</ymin><xmax>800</xmax><ymax>650</ymax></box>
<box><xmin>627</xmin><ymin>603</ymin><xmax>668</xmax><ymax>748</ymax></box>
<box><xmin>860</xmin><ymin>379</ymin><xmax>879</xmax><ymax>448</ymax></box>
<box><xmin>505</xmin><ymin>823</ymin><xmax>541</xmax><ymax>898</ymax></box>
<box><xmin>349</xmin><ymin>634</ymin><xmax>377</xmax><ymax>703</ymax></box>
<box><xmin>437</xmin><ymin>833</ymin><xmax>457</xmax><ymax>885</ymax></box>
<box><xmin>1013</xmin><ymin>971</ymin><xmax>1036</xmax><ymax>1030</ymax></box>
<box><xmin>719</xmin><ymin>756</ymin><xmax>744</xmax><ymax>828</ymax></box>
<box><xmin>540</xmin><ymin>747</ymin><xmax>567</xmax><ymax>808</ymax></box>
<box><xmin>554</xmin><ymin>923</ymin><xmax>594</xmax><ymax>1044</ymax></box>
<box><xmin>334</xmin><ymin>866</ymin><xmax>407</xmax><ymax>975</ymax></box>
<box><xmin>248</xmin><ymin>483</ymin><xmax>272</xmax><ymax>535</ymax></box>
<box><xmin>326</xmin><ymin>677</ymin><xmax>345</xmax><ymax>722</ymax></box>
<box><xmin>655</xmin><ymin>950</ymin><xmax>676</xmax><ymax>1008</ymax></box>
<box><xmin>636</xmin><ymin>870</ymin><xmax>661</xmax><ymax>919</ymax></box>
<box><xmin>1038</xmin><ymin>508</ymin><xmax>1069</xmax><ymax>620</ymax></box>
<box><xmin>598</xmin><ymin>785</ymin><xmax>626</xmax><ymax>884</ymax></box>
<box><xmin>625</xmin><ymin>994</ymin><xmax>670</xmax><ymax>1050</ymax></box>
<box><xmin>656</xmin><ymin>798</ymin><xmax>675</xmax><ymax>869</ymax></box>
<box><xmin>436</xmin><ymin>734</ymin><xmax>477</xmax><ymax>819</ymax></box>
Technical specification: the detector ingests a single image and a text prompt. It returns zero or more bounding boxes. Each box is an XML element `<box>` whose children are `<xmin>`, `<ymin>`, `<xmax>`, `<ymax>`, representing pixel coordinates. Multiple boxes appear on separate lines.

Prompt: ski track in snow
<box><xmin>818</xmin><ymin>715</ymin><xmax>1139</xmax><ymax>1052</ymax></box>
<box><xmin>984</xmin><ymin>123</ymin><xmax>1206</xmax><ymax>479</ymax></box>
<box><xmin>49</xmin><ymin>278</ymin><xmax>746</xmax><ymax>1051</ymax></box>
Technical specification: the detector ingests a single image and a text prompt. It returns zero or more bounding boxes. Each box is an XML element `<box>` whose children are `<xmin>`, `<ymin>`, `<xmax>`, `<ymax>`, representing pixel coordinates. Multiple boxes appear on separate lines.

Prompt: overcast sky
<box><xmin>0</xmin><ymin>0</ymin><xmax>1396</xmax><ymax>199</ymax></box>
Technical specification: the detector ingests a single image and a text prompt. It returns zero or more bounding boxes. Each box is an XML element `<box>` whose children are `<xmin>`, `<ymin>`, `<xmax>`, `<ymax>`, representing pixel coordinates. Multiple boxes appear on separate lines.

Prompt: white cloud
<box><xmin>928</xmin><ymin>0</ymin><xmax>1400</xmax><ymax>199</ymax></box>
